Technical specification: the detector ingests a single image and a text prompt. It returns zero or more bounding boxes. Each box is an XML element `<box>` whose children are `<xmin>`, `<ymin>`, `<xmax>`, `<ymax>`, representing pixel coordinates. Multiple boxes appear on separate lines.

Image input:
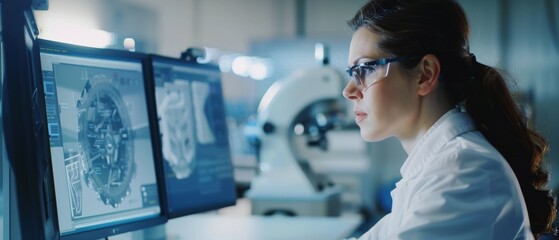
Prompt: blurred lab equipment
<box><xmin>246</xmin><ymin>44</ymin><xmax>351</xmax><ymax>217</ymax></box>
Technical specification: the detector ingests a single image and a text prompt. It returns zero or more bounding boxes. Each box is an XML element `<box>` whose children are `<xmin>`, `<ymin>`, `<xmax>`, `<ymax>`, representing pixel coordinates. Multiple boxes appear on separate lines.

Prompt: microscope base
<box><xmin>249</xmin><ymin>187</ymin><xmax>342</xmax><ymax>217</ymax></box>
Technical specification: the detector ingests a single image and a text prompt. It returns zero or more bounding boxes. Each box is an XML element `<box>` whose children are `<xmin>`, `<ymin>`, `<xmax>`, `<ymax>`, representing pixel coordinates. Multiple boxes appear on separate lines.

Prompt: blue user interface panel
<box><xmin>39</xmin><ymin>41</ymin><xmax>163</xmax><ymax>238</ymax></box>
<box><xmin>151</xmin><ymin>56</ymin><xmax>236</xmax><ymax>217</ymax></box>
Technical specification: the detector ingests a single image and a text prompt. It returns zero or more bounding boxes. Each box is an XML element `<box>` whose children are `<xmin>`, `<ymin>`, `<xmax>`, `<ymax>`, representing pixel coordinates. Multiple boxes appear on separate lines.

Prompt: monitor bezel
<box><xmin>37</xmin><ymin>39</ymin><xmax>169</xmax><ymax>240</ymax></box>
<box><xmin>2</xmin><ymin>5</ymin><xmax>58</xmax><ymax>239</ymax></box>
<box><xmin>148</xmin><ymin>54</ymin><xmax>237</xmax><ymax>219</ymax></box>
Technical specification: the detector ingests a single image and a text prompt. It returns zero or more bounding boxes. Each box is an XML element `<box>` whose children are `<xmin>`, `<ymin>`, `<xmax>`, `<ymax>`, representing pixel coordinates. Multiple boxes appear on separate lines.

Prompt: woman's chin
<box><xmin>360</xmin><ymin>128</ymin><xmax>388</xmax><ymax>142</ymax></box>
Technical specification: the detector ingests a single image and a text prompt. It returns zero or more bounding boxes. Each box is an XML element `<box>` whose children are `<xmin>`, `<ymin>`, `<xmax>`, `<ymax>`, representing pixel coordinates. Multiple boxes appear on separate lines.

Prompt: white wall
<box><xmin>34</xmin><ymin>0</ymin><xmax>104</xmax><ymax>30</ymax></box>
<box><xmin>34</xmin><ymin>0</ymin><xmax>158</xmax><ymax>51</ymax></box>
<box><xmin>458</xmin><ymin>0</ymin><xmax>501</xmax><ymax>67</ymax></box>
<box><xmin>305</xmin><ymin>0</ymin><xmax>368</xmax><ymax>37</ymax></box>
<box><xmin>116</xmin><ymin>0</ymin><xmax>297</xmax><ymax>57</ymax></box>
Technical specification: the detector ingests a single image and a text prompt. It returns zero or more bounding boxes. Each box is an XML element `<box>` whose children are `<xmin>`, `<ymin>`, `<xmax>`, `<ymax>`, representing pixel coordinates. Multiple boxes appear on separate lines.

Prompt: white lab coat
<box><xmin>359</xmin><ymin>108</ymin><xmax>534</xmax><ymax>240</ymax></box>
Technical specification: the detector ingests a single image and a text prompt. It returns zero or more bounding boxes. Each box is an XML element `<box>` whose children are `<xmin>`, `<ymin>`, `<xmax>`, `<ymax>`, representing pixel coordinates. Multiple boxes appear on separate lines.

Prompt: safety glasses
<box><xmin>345</xmin><ymin>56</ymin><xmax>419</xmax><ymax>92</ymax></box>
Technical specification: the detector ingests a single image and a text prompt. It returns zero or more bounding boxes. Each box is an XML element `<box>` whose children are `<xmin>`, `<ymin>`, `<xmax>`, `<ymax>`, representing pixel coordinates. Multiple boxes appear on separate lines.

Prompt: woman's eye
<box><xmin>362</xmin><ymin>66</ymin><xmax>377</xmax><ymax>76</ymax></box>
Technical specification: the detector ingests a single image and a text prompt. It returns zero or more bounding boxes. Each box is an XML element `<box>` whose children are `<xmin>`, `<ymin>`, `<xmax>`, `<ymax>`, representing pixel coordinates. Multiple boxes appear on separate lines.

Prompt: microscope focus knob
<box><xmin>262</xmin><ymin>122</ymin><xmax>275</xmax><ymax>134</ymax></box>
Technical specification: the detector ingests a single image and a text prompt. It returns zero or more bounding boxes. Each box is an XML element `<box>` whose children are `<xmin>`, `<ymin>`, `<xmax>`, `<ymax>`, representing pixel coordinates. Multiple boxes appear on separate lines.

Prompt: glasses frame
<box><xmin>345</xmin><ymin>56</ymin><xmax>419</xmax><ymax>91</ymax></box>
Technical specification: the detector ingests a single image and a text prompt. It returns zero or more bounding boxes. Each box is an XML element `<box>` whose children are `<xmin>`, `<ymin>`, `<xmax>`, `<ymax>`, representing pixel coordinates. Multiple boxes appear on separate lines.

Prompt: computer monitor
<box><xmin>149</xmin><ymin>55</ymin><xmax>236</xmax><ymax>218</ymax></box>
<box><xmin>38</xmin><ymin>39</ymin><xmax>167</xmax><ymax>239</ymax></box>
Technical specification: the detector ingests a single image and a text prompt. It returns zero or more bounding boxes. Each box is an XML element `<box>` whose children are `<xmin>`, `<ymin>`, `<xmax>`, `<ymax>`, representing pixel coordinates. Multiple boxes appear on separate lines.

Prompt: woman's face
<box><xmin>343</xmin><ymin>27</ymin><xmax>419</xmax><ymax>141</ymax></box>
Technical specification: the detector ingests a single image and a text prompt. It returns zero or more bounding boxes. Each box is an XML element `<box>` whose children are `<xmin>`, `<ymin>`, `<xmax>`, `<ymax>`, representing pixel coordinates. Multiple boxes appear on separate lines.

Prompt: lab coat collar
<box><xmin>400</xmin><ymin>107</ymin><xmax>476</xmax><ymax>179</ymax></box>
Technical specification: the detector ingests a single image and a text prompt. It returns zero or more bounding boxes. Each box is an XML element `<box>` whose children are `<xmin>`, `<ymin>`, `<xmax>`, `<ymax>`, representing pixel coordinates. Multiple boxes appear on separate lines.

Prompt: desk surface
<box><xmin>164</xmin><ymin>214</ymin><xmax>361</xmax><ymax>240</ymax></box>
<box><xmin>112</xmin><ymin>214</ymin><xmax>361</xmax><ymax>240</ymax></box>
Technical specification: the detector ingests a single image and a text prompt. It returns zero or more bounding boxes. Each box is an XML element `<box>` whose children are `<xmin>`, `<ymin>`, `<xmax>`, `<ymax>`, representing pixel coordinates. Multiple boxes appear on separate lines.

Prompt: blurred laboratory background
<box><xmin>2</xmin><ymin>0</ymin><xmax>559</xmax><ymax>239</ymax></box>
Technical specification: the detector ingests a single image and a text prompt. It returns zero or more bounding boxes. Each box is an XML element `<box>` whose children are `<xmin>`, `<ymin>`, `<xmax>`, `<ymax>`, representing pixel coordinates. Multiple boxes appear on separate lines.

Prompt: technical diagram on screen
<box><xmin>157</xmin><ymin>80</ymin><xmax>196</xmax><ymax>179</ymax></box>
<box><xmin>151</xmin><ymin>55</ymin><xmax>236</xmax><ymax>218</ymax></box>
<box><xmin>39</xmin><ymin>40</ymin><xmax>165</xmax><ymax>239</ymax></box>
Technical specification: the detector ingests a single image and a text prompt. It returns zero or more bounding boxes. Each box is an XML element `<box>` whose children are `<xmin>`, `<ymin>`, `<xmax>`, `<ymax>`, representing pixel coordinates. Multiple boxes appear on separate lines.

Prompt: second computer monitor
<box><xmin>150</xmin><ymin>55</ymin><xmax>236</xmax><ymax>218</ymax></box>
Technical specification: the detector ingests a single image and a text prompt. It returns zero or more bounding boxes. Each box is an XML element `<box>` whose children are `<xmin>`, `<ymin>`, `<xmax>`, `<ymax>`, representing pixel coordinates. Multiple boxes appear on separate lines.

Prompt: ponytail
<box><xmin>464</xmin><ymin>60</ymin><xmax>556</xmax><ymax>237</ymax></box>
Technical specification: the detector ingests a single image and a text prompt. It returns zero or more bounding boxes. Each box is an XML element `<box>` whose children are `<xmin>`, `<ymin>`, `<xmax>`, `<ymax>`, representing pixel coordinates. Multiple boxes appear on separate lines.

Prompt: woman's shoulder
<box><xmin>411</xmin><ymin>130</ymin><xmax>523</xmax><ymax>205</ymax></box>
<box><xmin>433</xmin><ymin>130</ymin><xmax>515</xmax><ymax>179</ymax></box>
<box><xmin>440</xmin><ymin>130</ymin><xmax>502</xmax><ymax>160</ymax></box>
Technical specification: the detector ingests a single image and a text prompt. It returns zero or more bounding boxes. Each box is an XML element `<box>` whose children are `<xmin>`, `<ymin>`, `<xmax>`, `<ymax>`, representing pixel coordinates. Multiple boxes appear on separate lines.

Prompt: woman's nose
<box><xmin>342</xmin><ymin>81</ymin><xmax>361</xmax><ymax>101</ymax></box>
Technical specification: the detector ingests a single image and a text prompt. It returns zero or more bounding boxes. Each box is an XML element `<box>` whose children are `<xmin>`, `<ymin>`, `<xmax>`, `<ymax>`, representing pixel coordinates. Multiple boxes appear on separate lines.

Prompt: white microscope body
<box><xmin>247</xmin><ymin>65</ymin><xmax>346</xmax><ymax>216</ymax></box>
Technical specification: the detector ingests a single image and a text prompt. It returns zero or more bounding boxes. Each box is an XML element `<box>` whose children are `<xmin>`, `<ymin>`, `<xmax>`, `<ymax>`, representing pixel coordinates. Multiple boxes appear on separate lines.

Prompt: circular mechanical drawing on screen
<box><xmin>159</xmin><ymin>82</ymin><xmax>196</xmax><ymax>179</ymax></box>
<box><xmin>77</xmin><ymin>74</ymin><xmax>136</xmax><ymax>208</ymax></box>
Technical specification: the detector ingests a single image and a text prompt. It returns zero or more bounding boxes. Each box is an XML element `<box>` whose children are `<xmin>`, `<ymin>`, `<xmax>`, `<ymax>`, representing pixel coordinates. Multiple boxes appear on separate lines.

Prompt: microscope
<box><xmin>246</xmin><ymin>44</ymin><xmax>348</xmax><ymax>217</ymax></box>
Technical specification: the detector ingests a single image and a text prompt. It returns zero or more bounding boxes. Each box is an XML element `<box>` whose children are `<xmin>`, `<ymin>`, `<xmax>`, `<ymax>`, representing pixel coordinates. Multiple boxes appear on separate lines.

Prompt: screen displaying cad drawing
<box><xmin>152</xmin><ymin>59</ymin><xmax>236</xmax><ymax>216</ymax></box>
<box><xmin>40</xmin><ymin>49</ymin><xmax>160</xmax><ymax>235</ymax></box>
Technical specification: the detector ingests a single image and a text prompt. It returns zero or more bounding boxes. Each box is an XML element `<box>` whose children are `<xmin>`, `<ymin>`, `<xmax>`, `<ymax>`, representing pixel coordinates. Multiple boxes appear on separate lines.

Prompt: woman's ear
<box><xmin>417</xmin><ymin>54</ymin><xmax>441</xmax><ymax>96</ymax></box>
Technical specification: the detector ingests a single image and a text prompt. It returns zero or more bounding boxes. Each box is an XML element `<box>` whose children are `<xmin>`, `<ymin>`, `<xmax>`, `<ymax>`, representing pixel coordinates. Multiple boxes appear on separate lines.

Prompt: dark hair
<box><xmin>349</xmin><ymin>0</ymin><xmax>556</xmax><ymax>237</ymax></box>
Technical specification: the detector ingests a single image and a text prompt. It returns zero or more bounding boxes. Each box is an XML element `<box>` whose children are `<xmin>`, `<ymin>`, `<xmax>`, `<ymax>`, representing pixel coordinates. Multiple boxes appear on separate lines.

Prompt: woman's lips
<box><xmin>354</xmin><ymin>110</ymin><xmax>367</xmax><ymax>123</ymax></box>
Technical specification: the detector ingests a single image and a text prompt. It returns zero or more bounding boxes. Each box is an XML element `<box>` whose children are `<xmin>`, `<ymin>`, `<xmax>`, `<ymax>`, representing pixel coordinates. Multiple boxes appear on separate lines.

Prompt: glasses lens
<box><xmin>347</xmin><ymin>66</ymin><xmax>361</xmax><ymax>88</ymax></box>
<box><xmin>347</xmin><ymin>60</ymin><xmax>393</xmax><ymax>91</ymax></box>
<box><xmin>355</xmin><ymin>65</ymin><xmax>378</xmax><ymax>88</ymax></box>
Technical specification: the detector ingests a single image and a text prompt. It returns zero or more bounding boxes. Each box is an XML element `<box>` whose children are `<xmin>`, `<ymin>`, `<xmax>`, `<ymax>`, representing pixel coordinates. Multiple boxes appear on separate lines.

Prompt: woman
<box><xmin>342</xmin><ymin>0</ymin><xmax>556</xmax><ymax>239</ymax></box>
